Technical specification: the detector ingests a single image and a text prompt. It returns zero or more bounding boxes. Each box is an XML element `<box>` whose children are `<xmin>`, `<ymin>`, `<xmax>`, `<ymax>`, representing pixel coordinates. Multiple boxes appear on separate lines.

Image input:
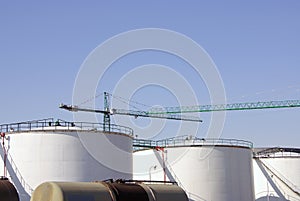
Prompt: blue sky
<box><xmin>1</xmin><ymin>1</ymin><xmax>300</xmax><ymax>147</ymax></box>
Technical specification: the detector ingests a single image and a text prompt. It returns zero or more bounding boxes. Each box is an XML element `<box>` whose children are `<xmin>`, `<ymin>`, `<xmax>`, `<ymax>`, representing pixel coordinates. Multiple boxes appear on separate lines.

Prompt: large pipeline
<box><xmin>30</xmin><ymin>180</ymin><xmax>188</xmax><ymax>201</ymax></box>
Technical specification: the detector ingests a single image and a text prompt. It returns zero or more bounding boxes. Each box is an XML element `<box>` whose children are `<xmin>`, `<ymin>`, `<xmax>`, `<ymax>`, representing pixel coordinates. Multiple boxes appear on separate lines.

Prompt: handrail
<box><xmin>0</xmin><ymin>142</ymin><xmax>34</xmax><ymax>194</ymax></box>
<box><xmin>0</xmin><ymin>118</ymin><xmax>133</xmax><ymax>137</ymax></box>
<box><xmin>5</xmin><ymin>148</ymin><xmax>34</xmax><ymax>194</ymax></box>
<box><xmin>133</xmin><ymin>135</ymin><xmax>253</xmax><ymax>150</ymax></box>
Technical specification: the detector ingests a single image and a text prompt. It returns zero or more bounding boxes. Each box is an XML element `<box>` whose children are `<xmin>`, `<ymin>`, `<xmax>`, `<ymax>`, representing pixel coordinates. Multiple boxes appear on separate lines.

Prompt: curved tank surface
<box><xmin>30</xmin><ymin>180</ymin><xmax>188</xmax><ymax>201</ymax></box>
<box><xmin>0</xmin><ymin>118</ymin><xmax>133</xmax><ymax>201</ymax></box>
<box><xmin>253</xmin><ymin>147</ymin><xmax>300</xmax><ymax>201</ymax></box>
<box><xmin>133</xmin><ymin>136</ymin><xmax>255</xmax><ymax>201</ymax></box>
<box><xmin>0</xmin><ymin>177</ymin><xmax>19</xmax><ymax>201</ymax></box>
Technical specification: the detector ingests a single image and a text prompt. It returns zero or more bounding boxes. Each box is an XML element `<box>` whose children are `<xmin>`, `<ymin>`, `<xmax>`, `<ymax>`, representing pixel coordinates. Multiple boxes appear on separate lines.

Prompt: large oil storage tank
<box><xmin>253</xmin><ymin>147</ymin><xmax>300</xmax><ymax>201</ymax></box>
<box><xmin>0</xmin><ymin>118</ymin><xmax>133</xmax><ymax>201</ymax></box>
<box><xmin>133</xmin><ymin>136</ymin><xmax>255</xmax><ymax>201</ymax></box>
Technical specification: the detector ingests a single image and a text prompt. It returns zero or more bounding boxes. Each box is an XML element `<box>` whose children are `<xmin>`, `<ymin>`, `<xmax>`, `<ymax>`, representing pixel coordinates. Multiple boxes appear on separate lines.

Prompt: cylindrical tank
<box><xmin>133</xmin><ymin>136</ymin><xmax>255</xmax><ymax>201</ymax></box>
<box><xmin>0</xmin><ymin>177</ymin><xmax>19</xmax><ymax>201</ymax></box>
<box><xmin>30</xmin><ymin>181</ymin><xmax>188</xmax><ymax>201</ymax></box>
<box><xmin>253</xmin><ymin>147</ymin><xmax>300</xmax><ymax>201</ymax></box>
<box><xmin>145</xmin><ymin>183</ymin><xmax>188</xmax><ymax>201</ymax></box>
<box><xmin>0</xmin><ymin>118</ymin><xmax>133</xmax><ymax>201</ymax></box>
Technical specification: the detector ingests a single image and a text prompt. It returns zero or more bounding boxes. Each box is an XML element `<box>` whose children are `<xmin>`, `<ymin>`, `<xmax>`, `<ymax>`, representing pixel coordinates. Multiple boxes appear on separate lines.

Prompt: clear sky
<box><xmin>1</xmin><ymin>1</ymin><xmax>300</xmax><ymax>147</ymax></box>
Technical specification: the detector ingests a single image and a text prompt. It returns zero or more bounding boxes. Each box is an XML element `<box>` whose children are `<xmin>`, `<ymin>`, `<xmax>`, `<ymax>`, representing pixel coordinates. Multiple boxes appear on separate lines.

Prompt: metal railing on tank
<box><xmin>254</xmin><ymin>147</ymin><xmax>300</xmax><ymax>158</ymax></box>
<box><xmin>133</xmin><ymin>135</ymin><xmax>253</xmax><ymax>151</ymax></box>
<box><xmin>0</xmin><ymin>118</ymin><xmax>133</xmax><ymax>137</ymax></box>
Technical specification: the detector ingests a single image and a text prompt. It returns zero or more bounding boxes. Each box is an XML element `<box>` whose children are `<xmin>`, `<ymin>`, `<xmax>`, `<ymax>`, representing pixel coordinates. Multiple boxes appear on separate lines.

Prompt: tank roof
<box><xmin>133</xmin><ymin>135</ymin><xmax>253</xmax><ymax>151</ymax></box>
<box><xmin>0</xmin><ymin>118</ymin><xmax>133</xmax><ymax>137</ymax></box>
<box><xmin>254</xmin><ymin>147</ymin><xmax>300</xmax><ymax>158</ymax></box>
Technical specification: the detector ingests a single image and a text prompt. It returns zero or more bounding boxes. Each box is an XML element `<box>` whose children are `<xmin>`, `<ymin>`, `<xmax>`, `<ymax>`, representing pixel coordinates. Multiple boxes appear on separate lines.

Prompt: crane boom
<box><xmin>59</xmin><ymin>104</ymin><xmax>202</xmax><ymax>122</ymax></box>
<box><xmin>59</xmin><ymin>104</ymin><xmax>109</xmax><ymax>113</ymax></box>
<box><xmin>113</xmin><ymin>108</ymin><xmax>202</xmax><ymax>122</ymax></box>
<box><xmin>148</xmin><ymin>99</ymin><xmax>300</xmax><ymax>114</ymax></box>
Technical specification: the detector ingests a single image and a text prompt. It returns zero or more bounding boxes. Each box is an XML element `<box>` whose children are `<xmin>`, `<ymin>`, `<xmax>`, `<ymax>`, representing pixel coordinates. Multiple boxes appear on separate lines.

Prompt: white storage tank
<box><xmin>0</xmin><ymin>118</ymin><xmax>133</xmax><ymax>201</ymax></box>
<box><xmin>133</xmin><ymin>136</ymin><xmax>255</xmax><ymax>201</ymax></box>
<box><xmin>253</xmin><ymin>147</ymin><xmax>300</xmax><ymax>201</ymax></box>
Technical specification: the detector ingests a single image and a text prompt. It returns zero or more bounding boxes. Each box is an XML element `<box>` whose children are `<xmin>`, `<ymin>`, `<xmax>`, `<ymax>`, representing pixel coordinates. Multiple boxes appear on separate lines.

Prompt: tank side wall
<box><xmin>1</xmin><ymin>131</ymin><xmax>132</xmax><ymax>201</ymax></box>
<box><xmin>262</xmin><ymin>158</ymin><xmax>300</xmax><ymax>188</ymax></box>
<box><xmin>253</xmin><ymin>157</ymin><xmax>300</xmax><ymax>200</ymax></box>
<box><xmin>134</xmin><ymin>146</ymin><xmax>254</xmax><ymax>201</ymax></box>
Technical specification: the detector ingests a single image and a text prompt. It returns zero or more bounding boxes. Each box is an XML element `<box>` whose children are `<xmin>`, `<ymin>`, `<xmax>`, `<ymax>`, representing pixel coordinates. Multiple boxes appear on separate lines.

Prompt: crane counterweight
<box><xmin>59</xmin><ymin>104</ymin><xmax>79</xmax><ymax>112</ymax></box>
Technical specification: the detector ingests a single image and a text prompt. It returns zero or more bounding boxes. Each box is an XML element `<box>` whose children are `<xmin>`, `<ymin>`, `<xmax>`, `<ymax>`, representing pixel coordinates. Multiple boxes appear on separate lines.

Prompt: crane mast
<box><xmin>103</xmin><ymin>92</ymin><xmax>111</xmax><ymax>131</ymax></box>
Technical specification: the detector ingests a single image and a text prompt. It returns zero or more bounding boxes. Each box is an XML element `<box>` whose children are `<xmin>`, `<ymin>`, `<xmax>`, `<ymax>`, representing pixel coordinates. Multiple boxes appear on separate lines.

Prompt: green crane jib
<box><xmin>60</xmin><ymin>93</ymin><xmax>300</xmax><ymax>132</ymax></box>
<box><xmin>147</xmin><ymin>99</ymin><xmax>300</xmax><ymax>114</ymax></box>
